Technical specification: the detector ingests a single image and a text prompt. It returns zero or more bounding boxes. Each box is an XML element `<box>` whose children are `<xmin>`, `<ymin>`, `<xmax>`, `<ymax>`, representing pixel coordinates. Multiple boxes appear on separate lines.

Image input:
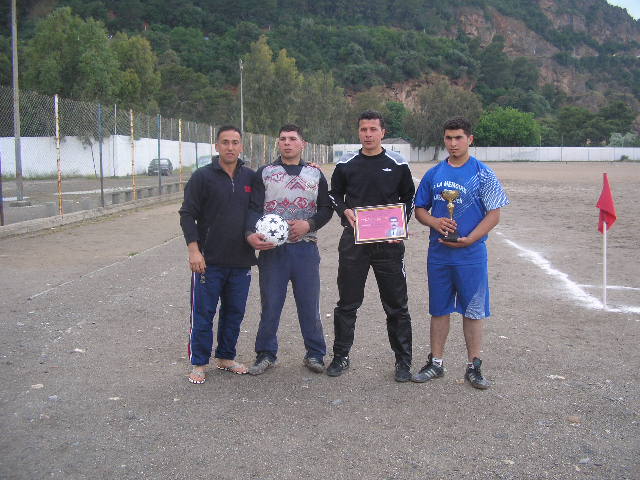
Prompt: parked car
<box><xmin>196</xmin><ymin>155</ymin><xmax>213</xmax><ymax>169</ymax></box>
<box><xmin>147</xmin><ymin>158</ymin><xmax>173</xmax><ymax>176</ymax></box>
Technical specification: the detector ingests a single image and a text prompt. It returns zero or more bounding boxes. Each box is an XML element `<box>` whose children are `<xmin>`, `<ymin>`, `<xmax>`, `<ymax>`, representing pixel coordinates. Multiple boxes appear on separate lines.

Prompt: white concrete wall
<box><xmin>333</xmin><ymin>143</ymin><xmax>412</xmax><ymax>162</ymax></box>
<box><xmin>0</xmin><ymin>135</ymin><xmax>216</xmax><ymax>176</ymax></box>
<box><xmin>410</xmin><ymin>146</ymin><xmax>640</xmax><ymax>163</ymax></box>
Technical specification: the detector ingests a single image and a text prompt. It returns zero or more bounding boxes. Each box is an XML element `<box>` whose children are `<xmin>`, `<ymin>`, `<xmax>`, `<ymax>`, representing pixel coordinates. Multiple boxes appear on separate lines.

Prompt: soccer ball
<box><xmin>255</xmin><ymin>214</ymin><xmax>289</xmax><ymax>246</ymax></box>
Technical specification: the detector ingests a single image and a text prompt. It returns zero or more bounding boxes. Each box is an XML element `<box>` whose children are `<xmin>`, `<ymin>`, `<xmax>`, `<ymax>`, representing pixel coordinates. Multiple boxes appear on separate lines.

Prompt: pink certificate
<box><xmin>353</xmin><ymin>203</ymin><xmax>408</xmax><ymax>244</ymax></box>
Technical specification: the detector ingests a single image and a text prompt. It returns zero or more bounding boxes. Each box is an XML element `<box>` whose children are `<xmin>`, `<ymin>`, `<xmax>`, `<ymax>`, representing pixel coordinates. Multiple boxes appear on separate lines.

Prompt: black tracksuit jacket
<box><xmin>179</xmin><ymin>156</ymin><xmax>257</xmax><ymax>268</ymax></box>
<box><xmin>329</xmin><ymin>148</ymin><xmax>415</xmax><ymax>224</ymax></box>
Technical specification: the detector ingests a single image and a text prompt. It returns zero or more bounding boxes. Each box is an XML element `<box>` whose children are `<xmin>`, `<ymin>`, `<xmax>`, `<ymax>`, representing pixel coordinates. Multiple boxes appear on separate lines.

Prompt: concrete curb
<box><xmin>0</xmin><ymin>192</ymin><xmax>182</xmax><ymax>239</ymax></box>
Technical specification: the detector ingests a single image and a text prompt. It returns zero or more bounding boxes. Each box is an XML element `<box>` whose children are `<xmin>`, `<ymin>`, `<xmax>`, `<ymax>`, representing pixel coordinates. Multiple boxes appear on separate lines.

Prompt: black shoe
<box><xmin>394</xmin><ymin>363</ymin><xmax>411</xmax><ymax>383</ymax></box>
<box><xmin>411</xmin><ymin>353</ymin><xmax>445</xmax><ymax>383</ymax></box>
<box><xmin>326</xmin><ymin>355</ymin><xmax>349</xmax><ymax>377</ymax></box>
<box><xmin>465</xmin><ymin>358</ymin><xmax>490</xmax><ymax>390</ymax></box>
<box><xmin>303</xmin><ymin>356</ymin><xmax>325</xmax><ymax>374</ymax></box>
<box><xmin>248</xmin><ymin>353</ymin><xmax>276</xmax><ymax>376</ymax></box>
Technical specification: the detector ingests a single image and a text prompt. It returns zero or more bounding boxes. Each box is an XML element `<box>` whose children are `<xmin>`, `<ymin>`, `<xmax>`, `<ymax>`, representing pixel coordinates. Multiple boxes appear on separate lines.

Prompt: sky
<box><xmin>606</xmin><ymin>1</ymin><xmax>640</xmax><ymax>20</ymax></box>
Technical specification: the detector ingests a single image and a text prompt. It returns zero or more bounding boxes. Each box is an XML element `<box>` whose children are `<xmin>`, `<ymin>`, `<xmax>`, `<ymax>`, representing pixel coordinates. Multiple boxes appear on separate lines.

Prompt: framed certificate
<box><xmin>353</xmin><ymin>203</ymin><xmax>408</xmax><ymax>244</ymax></box>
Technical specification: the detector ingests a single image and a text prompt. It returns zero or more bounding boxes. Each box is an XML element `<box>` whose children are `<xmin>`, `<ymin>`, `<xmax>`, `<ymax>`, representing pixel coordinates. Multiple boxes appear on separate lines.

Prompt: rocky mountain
<box><xmin>3</xmin><ymin>0</ymin><xmax>638</xmax><ymax>117</ymax></box>
<box><xmin>387</xmin><ymin>0</ymin><xmax>640</xmax><ymax>110</ymax></box>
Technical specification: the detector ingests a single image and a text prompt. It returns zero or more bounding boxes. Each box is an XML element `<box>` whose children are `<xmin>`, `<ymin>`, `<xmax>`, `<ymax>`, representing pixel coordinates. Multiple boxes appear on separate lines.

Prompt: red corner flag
<box><xmin>596</xmin><ymin>173</ymin><xmax>616</xmax><ymax>233</ymax></box>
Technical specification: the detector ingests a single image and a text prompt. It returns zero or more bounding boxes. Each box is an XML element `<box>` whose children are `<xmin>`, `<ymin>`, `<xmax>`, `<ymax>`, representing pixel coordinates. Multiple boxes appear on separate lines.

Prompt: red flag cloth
<box><xmin>596</xmin><ymin>173</ymin><xmax>616</xmax><ymax>233</ymax></box>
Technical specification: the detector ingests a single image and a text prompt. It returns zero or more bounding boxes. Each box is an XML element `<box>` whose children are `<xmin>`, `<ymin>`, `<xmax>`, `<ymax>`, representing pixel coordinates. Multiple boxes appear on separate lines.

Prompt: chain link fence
<box><xmin>0</xmin><ymin>87</ymin><xmax>332</xmax><ymax>226</ymax></box>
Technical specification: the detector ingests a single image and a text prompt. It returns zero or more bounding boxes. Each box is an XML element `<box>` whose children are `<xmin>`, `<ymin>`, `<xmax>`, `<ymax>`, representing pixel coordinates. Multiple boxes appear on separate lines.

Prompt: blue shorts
<box><xmin>427</xmin><ymin>262</ymin><xmax>490</xmax><ymax>319</ymax></box>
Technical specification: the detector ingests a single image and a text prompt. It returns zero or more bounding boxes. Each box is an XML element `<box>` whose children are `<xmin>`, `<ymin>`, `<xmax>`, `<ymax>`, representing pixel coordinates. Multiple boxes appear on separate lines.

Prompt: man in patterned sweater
<box><xmin>412</xmin><ymin>117</ymin><xmax>509</xmax><ymax>389</ymax></box>
<box><xmin>246</xmin><ymin>124</ymin><xmax>333</xmax><ymax>375</ymax></box>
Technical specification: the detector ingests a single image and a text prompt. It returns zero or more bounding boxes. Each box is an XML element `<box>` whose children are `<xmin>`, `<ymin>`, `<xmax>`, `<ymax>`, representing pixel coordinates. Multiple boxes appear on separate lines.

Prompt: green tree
<box><xmin>404</xmin><ymin>79</ymin><xmax>483</xmax><ymax>159</ymax></box>
<box><xmin>493</xmin><ymin>89</ymin><xmax>551</xmax><ymax>117</ymax></box>
<box><xmin>511</xmin><ymin>57</ymin><xmax>539</xmax><ymax>91</ymax></box>
<box><xmin>156</xmin><ymin>54</ymin><xmax>235</xmax><ymax>125</ymax></box>
<box><xmin>0</xmin><ymin>35</ymin><xmax>10</xmax><ymax>86</ymax></box>
<box><xmin>271</xmin><ymin>47</ymin><xmax>303</xmax><ymax>130</ymax></box>
<box><xmin>243</xmin><ymin>36</ymin><xmax>277</xmax><ymax>134</ymax></box>
<box><xmin>478</xmin><ymin>36</ymin><xmax>513</xmax><ymax>90</ymax></box>
<box><xmin>597</xmin><ymin>100</ymin><xmax>636</xmax><ymax>135</ymax></box>
<box><xmin>243</xmin><ymin>36</ymin><xmax>304</xmax><ymax>135</ymax></box>
<box><xmin>22</xmin><ymin>7</ymin><xmax>120</xmax><ymax>104</ymax></box>
<box><xmin>295</xmin><ymin>71</ymin><xmax>349</xmax><ymax>144</ymax></box>
<box><xmin>385</xmin><ymin>101</ymin><xmax>408</xmax><ymax>139</ymax></box>
<box><xmin>554</xmin><ymin>106</ymin><xmax>595</xmax><ymax>146</ymax></box>
<box><xmin>609</xmin><ymin>132</ymin><xmax>640</xmax><ymax>147</ymax></box>
<box><xmin>474</xmin><ymin>107</ymin><xmax>541</xmax><ymax>146</ymax></box>
<box><xmin>540</xmin><ymin>83</ymin><xmax>567</xmax><ymax>109</ymax></box>
<box><xmin>111</xmin><ymin>33</ymin><xmax>161</xmax><ymax>112</ymax></box>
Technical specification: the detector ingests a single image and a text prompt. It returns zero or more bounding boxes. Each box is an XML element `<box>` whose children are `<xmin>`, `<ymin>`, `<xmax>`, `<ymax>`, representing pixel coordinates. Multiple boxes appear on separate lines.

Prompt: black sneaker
<box><xmin>411</xmin><ymin>354</ymin><xmax>444</xmax><ymax>383</ymax></box>
<box><xmin>465</xmin><ymin>358</ymin><xmax>490</xmax><ymax>389</ymax></box>
<box><xmin>303</xmin><ymin>357</ymin><xmax>325</xmax><ymax>374</ymax></box>
<box><xmin>326</xmin><ymin>355</ymin><xmax>349</xmax><ymax>377</ymax></box>
<box><xmin>394</xmin><ymin>363</ymin><xmax>411</xmax><ymax>383</ymax></box>
<box><xmin>248</xmin><ymin>353</ymin><xmax>276</xmax><ymax>376</ymax></box>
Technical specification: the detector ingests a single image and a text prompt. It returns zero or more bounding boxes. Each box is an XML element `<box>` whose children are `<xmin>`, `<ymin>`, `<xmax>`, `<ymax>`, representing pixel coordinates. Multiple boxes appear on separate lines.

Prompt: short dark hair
<box><xmin>443</xmin><ymin>117</ymin><xmax>472</xmax><ymax>136</ymax></box>
<box><xmin>358</xmin><ymin>110</ymin><xmax>385</xmax><ymax>130</ymax></box>
<box><xmin>216</xmin><ymin>125</ymin><xmax>242</xmax><ymax>140</ymax></box>
<box><xmin>278</xmin><ymin>124</ymin><xmax>304</xmax><ymax>140</ymax></box>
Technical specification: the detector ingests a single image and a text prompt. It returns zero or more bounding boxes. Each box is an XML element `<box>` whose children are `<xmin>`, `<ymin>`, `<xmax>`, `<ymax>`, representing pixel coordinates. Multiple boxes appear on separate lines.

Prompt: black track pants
<box><xmin>332</xmin><ymin>229</ymin><xmax>412</xmax><ymax>366</ymax></box>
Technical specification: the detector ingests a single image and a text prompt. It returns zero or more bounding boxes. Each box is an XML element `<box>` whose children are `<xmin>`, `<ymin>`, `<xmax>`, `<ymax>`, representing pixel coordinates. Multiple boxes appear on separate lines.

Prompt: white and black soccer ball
<box><xmin>255</xmin><ymin>214</ymin><xmax>289</xmax><ymax>246</ymax></box>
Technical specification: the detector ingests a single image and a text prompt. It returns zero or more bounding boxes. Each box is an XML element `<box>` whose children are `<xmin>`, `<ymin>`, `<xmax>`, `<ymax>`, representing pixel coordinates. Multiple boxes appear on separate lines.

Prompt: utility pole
<box><xmin>239</xmin><ymin>58</ymin><xmax>244</xmax><ymax>135</ymax></box>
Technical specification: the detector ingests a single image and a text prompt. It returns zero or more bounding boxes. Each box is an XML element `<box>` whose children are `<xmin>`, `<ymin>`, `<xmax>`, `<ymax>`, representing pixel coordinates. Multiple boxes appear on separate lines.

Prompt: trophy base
<box><xmin>442</xmin><ymin>231</ymin><xmax>460</xmax><ymax>243</ymax></box>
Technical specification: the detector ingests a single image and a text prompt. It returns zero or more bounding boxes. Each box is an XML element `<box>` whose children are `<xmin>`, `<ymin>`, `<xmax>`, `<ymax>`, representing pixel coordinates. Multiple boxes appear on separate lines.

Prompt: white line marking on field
<box><xmin>578</xmin><ymin>284</ymin><xmax>640</xmax><ymax>291</ymax></box>
<box><xmin>495</xmin><ymin>232</ymin><xmax>640</xmax><ymax>314</ymax></box>
<box><xmin>28</xmin><ymin>235</ymin><xmax>182</xmax><ymax>300</ymax></box>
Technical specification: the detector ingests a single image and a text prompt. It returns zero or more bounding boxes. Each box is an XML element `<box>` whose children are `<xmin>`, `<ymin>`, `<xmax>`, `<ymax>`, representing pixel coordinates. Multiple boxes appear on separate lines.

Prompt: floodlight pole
<box><xmin>11</xmin><ymin>0</ymin><xmax>24</xmax><ymax>202</ymax></box>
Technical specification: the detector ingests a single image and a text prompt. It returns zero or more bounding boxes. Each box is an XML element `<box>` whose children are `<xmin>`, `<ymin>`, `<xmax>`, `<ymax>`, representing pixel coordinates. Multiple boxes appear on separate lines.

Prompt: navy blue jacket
<box><xmin>179</xmin><ymin>156</ymin><xmax>257</xmax><ymax>268</ymax></box>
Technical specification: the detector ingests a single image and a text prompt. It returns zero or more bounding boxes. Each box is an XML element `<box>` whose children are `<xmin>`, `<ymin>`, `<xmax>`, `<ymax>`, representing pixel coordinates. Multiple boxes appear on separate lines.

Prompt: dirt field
<box><xmin>0</xmin><ymin>162</ymin><xmax>638</xmax><ymax>479</ymax></box>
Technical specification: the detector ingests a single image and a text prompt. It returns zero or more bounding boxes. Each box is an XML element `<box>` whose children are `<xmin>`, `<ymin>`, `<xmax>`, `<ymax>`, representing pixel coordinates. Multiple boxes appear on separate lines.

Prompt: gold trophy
<box><xmin>441</xmin><ymin>189</ymin><xmax>460</xmax><ymax>242</ymax></box>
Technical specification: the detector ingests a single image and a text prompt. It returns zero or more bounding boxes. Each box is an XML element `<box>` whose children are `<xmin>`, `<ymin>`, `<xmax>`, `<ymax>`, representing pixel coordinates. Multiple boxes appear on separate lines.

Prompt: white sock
<box><xmin>432</xmin><ymin>357</ymin><xmax>443</xmax><ymax>367</ymax></box>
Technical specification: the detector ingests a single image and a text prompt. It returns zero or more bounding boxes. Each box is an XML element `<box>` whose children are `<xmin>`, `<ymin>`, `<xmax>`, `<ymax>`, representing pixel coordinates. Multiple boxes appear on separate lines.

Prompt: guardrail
<box><xmin>110</xmin><ymin>181</ymin><xmax>184</xmax><ymax>204</ymax></box>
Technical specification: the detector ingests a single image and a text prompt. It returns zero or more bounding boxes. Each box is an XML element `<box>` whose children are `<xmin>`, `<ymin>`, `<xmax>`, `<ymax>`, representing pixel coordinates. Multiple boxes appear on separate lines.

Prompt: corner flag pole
<box><xmin>602</xmin><ymin>221</ymin><xmax>607</xmax><ymax>308</ymax></box>
<box><xmin>596</xmin><ymin>172</ymin><xmax>616</xmax><ymax>309</ymax></box>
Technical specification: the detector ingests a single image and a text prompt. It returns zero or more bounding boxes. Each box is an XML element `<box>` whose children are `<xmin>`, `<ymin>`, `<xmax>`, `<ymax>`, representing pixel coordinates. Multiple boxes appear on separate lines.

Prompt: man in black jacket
<box><xmin>179</xmin><ymin>125</ymin><xmax>256</xmax><ymax>384</ymax></box>
<box><xmin>327</xmin><ymin>110</ymin><xmax>415</xmax><ymax>382</ymax></box>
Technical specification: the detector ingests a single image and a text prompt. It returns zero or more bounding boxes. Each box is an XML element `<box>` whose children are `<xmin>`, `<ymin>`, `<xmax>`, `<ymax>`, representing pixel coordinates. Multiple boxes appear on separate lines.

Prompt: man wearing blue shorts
<box><xmin>412</xmin><ymin>117</ymin><xmax>509</xmax><ymax>389</ymax></box>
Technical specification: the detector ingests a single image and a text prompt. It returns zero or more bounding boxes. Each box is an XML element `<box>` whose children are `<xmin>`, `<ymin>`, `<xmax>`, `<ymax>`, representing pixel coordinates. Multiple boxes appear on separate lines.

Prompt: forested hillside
<box><xmin>1</xmin><ymin>0</ymin><xmax>639</xmax><ymax>146</ymax></box>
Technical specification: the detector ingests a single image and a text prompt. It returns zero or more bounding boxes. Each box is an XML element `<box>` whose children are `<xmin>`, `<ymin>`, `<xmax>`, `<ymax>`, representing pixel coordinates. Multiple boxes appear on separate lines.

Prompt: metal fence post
<box><xmin>112</xmin><ymin>104</ymin><xmax>117</xmax><ymax>177</ymax></box>
<box><xmin>98</xmin><ymin>104</ymin><xmax>105</xmax><ymax>207</ymax></box>
<box><xmin>54</xmin><ymin>94</ymin><xmax>63</xmax><ymax>215</ymax></box>
<box><xmin>130</xmin><ymin>109</ymin><xmax>137</xmax><ymax>200</ymax></box>
<box><xmin>179</xmin><ymin>118</ymin><xmax>183</xmax><ymax>190</ymax></box>
<box><xmin>157</xmin><ymin>113</ymin><xmax>161</xmax><ymax>195</ymax></box>
<box><xmin>194</xmin><ymin>123</ymin><xmax>198</xmax><ymax>165</ymax></box>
